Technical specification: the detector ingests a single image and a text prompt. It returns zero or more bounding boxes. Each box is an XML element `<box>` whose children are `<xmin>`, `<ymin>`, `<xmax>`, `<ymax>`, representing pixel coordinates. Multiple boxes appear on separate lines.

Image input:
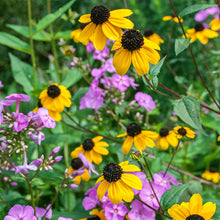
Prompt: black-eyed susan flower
<box><xmin>162</xmin><ymin>14</ymin><xmax>183</xmax><ymax>23</ymax></box>
<box><xmin>117</xmin><ymin>122</ymin><xmax>158</xmax><ymax>154</ymax></box>
<box><xmin>184</xmin><ymin>23</ymin><xmax>218</xmax><ymax>44</ymax></box>
<box><xmin>78</xmin><ymin>5</ymin><xmax>134</xmax><ymax>50</ymax></box>
<box><xmin>155</xmin><ymin>128</ymin><xmax>178</xmax><ymax>150</ymax></box>
<box><xmin>70</xmin><ymin>136</ymin><xmax>109</xmax><ymax>164</ymax></box>
<box><xmin>202</xmin><ymin>168</ymin><xmax>220</xmax><ymax>184</ymax></box>
<box><xmin>173</xmin><ymin>126</ymin><xmax>195</xmax><ymax>139</ymax></box>
<box><xmin>210</xmin><ymin>18</ymin><xmax>220</xmax><ymax>31</ymax></box>
<box><xmin>39</xmin><ymin>83</ymin><xmax>72</xmax><ymax>112</ymax></box>
<box><xmin>168</xmin><ymin>193</ymin><xmax>216</xmax><ymax>220</ymax></box>
<box><xmin>144</xmin><ymin>29</ymin><xmax>164</xmax><ymax>46</ymax></box>
<box><xmin>68</xmin><ymin>158</ymin><xmax>91</xmax><ymax>184</ymax></box>
<box><xmin>112</xmin><ymin>29</ymin><xmax>160</xmax><ymax>76</ymax></box>
<box><xmin>33</xmin><ymin>99</ymin><xmax>62</xmax><ymax>121</ymax></box>
<box><xmin>71</xmin><ymin>23</ymin><xmax>89</xmax><ymax>45</ymax></box>
<box><xmin>96</xmin><ymin>161</ymin><xmax>142</xmax><ymax>204</ymax></box>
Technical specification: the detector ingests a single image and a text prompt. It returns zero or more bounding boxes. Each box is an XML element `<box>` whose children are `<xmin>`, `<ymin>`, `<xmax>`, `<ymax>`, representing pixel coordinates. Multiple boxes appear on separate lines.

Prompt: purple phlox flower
<box><xmin>153</xmin><ymin>173</ymin><xmax>171</xmax><ymax>193</ymax></box>
<box><xmin>139</xmin><ymin>181</ymin><xmax>164</xmax><ymax>210</ymax></box>
<box><xmin>202</xmin><ymin>23</ymin><xmax>209</xmax><ymax>29</ymax></box>
<box><xmin>15</xmin><ymin>150</ymin><xmax>38</xmax><ymax>174</ymax></box>
<box><xmin>4</xmin><ymin>204</ymin><xmax>37</xmax><ymax>220</ymax></box>
<box><xmin>35</xmin><ymin>204</ymin><xmax>52</xmax><ymax>220</ymax></box>
<box><xmin>27</xmin><ymin>111</ymin><xmax>39</xmax><ymax>123</ymax></box>
<box><xmin>158</xmin><ymin>171</ymin><xmax>181</xmax><ymax>186</ymax></box>
<box><xmin>132</xmin><ymin>171</ymin><xmax>148</xmax><ymax>195</ymax></box>
<box><xmin>91</xmin><ymin>67</ymin><xmax>105</xmax><ymax>79</ymax></box>
<box><xmin>79</xmin><ymin>80</ymin><xmax>104</xmax><ymax>110</ymax></box>
<box><xmin>11</xmin><ymin>112</ymin><xmax>29</xmax><ymax>132</ymax></box>
<box><xmin>100</xmin><ymin>75</ymin><xmax>112</xmax><ymax>88</ymax></box>
<box><xmin>0</xmin><ymin>100</ymin><xmax>16</xmax><ymax>117</ymax></box>
<box><xmin>102</xmin><ymin>58</ymin><xmax>116</xmax><ymax>73</ymax></box>
<box><xmin>206</xmin><ymin>6</ymin><xmax>219</xmax><ymax>15</ymax></box>
<box><xmin>11</xmin><ymin>181</ymin><xmax>18</xmax><ymax>186</ymax></box>
<box><xmin>0</xmin><ymin>80</ymin><xmax>4</xmax><ymax>87</ymax></box>
<box><xmin>37</xmin><ymin>108</ymin><xmax>56</xmax><ymax>128</ymax></box>
<box><xmin>128</xmin><ymin>200</ymin><xmax>155</xmax><ymax>220</ymax></box>
<box><xmin>70</xmin><ymin>183</ymin><xmax>78</xmax><ymax>189</ymax></box>
<box><xmin>69</xmin><ymin>169</ymin><xmax>85</xmax><ymax>178</ymax></box>
<box><xmin>128</xmin><ymin>77</ymin><xmax>139</xmax><ymax>90</ymax></box>
<box><xmin>195</xmin><ymin>10</ymin><xmax>208</xmax><ymax>22</ymax></box>
<box><xmin>93</xmin><ymin>46</ymin><xmax>110</xmax><ymax>61</ymax></box>
<box><xmin>78</xmin><ymin>153</ymin><xmax>99</xmax><ymax>176</ymax></box>
<box><xmin>51</xmin><ymin>146</ymin><xmax>61</xmax><ymax>156</ymax></box>
<box><xmin>103</xmin><ymin>201</ymin><xmax>128</xmax><ymax>220</ymax></box>
<box><xmin>83</xmin><ymin>185</ymin><xmax>100</xmax><ymax>210</ymax></box>
<box><xmin>53</xmin><ymin>155</ymin><xmax>63</xmax><ymax>163</ymax></box>
<box><xmin>135</xmin><ymin>92</ymin><xmax>156</xmax><ymax>112</ymax></box>
<box><xmin>87</xmin><ymin>42</ymin><xmax>95</xmax><ymax>52</ymax></box>
<box><xmin>201</xmin><ymin>107</ymin><xmax>209</xmax><ymax>114</ymax></box>
<box><xmin>30</xmin><ymin>131</ymin><xmax>45</xmax><ymax>145</ymax></box>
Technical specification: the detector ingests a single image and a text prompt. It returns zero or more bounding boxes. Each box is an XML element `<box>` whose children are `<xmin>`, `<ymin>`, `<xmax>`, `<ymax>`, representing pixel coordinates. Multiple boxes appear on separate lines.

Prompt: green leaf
<box><xmin>52</xmin><ymin>211</ymin><xmax>90</xmax><ymax>220</ymax></box>
<box><xmin>201</xmin><ymin>114</ymin><xmax>220</xmax><ymax>133</ymax></box>
<box><xmin>9</xmin><ymin>53</ymin><xmax>34</xmax><ymax>93</ymax></box>
<box><xmin>175</xmin><ymin>38</ymin><xmax>191</xmax><ymax>56</ymax></box>
<box><xmin>61</xmin><ymin>68</ymin><xmax>83</xmax><ymax>88</ymax></box>
<box><xmin>0</xmin><ymin>32</ymin><xmax>32</xmax><ymax>54</ymax></box>
<box><xmin>54</xmin><ymin>30</ymin><xmax>72</xmax><ymax>39</ymax></box>
<box><xmin>142</xmin><ymin>75</ymin><xmax>158</xmax><ymax>89</ymax></box>
<box><xmin>149</xmin><ymin>56</ymin><xmax>166</xmax><ymax>76</ymax></box>
<box><xmin>173</xmin><ymin>96</ymin><xmax>203</xmax><ymax>132</ymax></box>
<box><xmin>34</xmin><ymin>0</ymin><xmax>76</xmax><ymax>36</ymax></box>
<box><xmin>180</xmin><ymin>4</ymin><xmax>216</xmax><ymax>17</ymax></box>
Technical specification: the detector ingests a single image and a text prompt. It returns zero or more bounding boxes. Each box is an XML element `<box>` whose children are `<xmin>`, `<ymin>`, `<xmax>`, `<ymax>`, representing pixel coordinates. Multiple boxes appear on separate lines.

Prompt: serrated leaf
<box><xmin>9</xmin><ymin>53</ymin><xmax>34</xmax><ymax>93</ymax></box>
<box><xmin>180</xmin><ymin>4</ymin><xmax>216</xmax><ymax>17</ymax></box>
<box><xmin>149</xmin><ymin>56</ymin><xmax>166</xmax><ymax>76</ymax></box>
<box><xmin>0</xmin><ymin>32</ymin><xmax>32</xmax><ymax>54</ymax></box>
<box><xmin>61</xmin><ymin>68</ymin><xmax>83</xmax><ymax>88</ymax></box>
<box><xmin>175</xmin><ymin>38</ymin><xmax>191</xmax><ymax>56</ymax></box>
<box><xmin>173</xmin><ymin>96</ymin><xmax>203</xmax><ymax>132</ymax></box>
<box><xmin>34</xmin><ymin>0</ymin><xmax>75</xmax><ymax>36</ymax></box>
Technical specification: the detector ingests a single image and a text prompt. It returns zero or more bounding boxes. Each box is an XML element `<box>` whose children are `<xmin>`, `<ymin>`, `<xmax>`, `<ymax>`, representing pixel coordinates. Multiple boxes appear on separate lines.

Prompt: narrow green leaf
<box><xmin>54</xmin><ymin>30</ymin><xmax>72</xmax><ymax>40</ymax></box>
<box><xmin>0</xmin><ymin>32</ymin><xmax>32</xmax><ymax>54</ymax></box>
<box><xmin>175</xmin><ymin>38</ymin><xmax>191</xmax><ymax>56</ymax></box>
<box><xmin>34</xmin><ymin>0</ymin><xmax>76</xmax><ymax>35</ymax></box>
<box><xmin>180</xmin><ymin>4</ymin><xmax>216</xmax><ymax>17</ymax></box>
<box><xmin>9</xmin><ymin>53</ymin><xmax>34</xmax><ymax>94</ymax></box>
<box><xmin>173</xmin><ymin>96</ymin><xmax>204</xmax><ymax>132</ymax></box>
<box><xmin>61</xmin><ymin>68</ymin><xmax>83</xmax><ymax>88</ymax></box>
<box><xmin>149</xmin><ymin>56</ymin><xmax>166</xmax><ymax>76</ymax></box>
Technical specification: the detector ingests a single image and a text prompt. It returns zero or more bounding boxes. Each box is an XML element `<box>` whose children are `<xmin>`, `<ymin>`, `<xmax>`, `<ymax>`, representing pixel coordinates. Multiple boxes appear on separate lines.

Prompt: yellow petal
<box><xmin>67</xmin><ymin>166</ymin><xmax>74</xmax><ymax>174</ymax></box>
<box><xmin>143</xmin><ymin>38</ymin><xmax>161</xmax><ymax>50</ymax></box>
<box><xmin>95</xmin><ymin>175</ymin><xmax>104</xmax><ymax>184</ymax></box>
<box><xmin>84</xmin><ymin>150</ymin><xmax>92</xmax><ymax>162</ymax></box>
<box><xmin>78</xmin><ymin>14</ymin><xmax>91</xmax><ymax>23</ymax></box>
<box><xmin>189</xmin><ymin>194</ymin><xmax>203</xmax><ymax>214</ymax></box>
<box><xmin>141</xmin><ymin>130</ymin><xmax>158</xmax><ymax>139</ymax></box>
<box><xmin>70</xmin><ymin>146</ymin><xmax>84</xmax><ymax>158</ymax></box>
<box><xmin>166</xmin><ymin>133</ymin><xmax>178</xmax><ymax>147</ymax></box>
<box><xmin>79</xmin><ymin>22</ymin><xmax>96</xmax><ymax>44</ymax></box>
<box><xmin>111</xmin><ymin>38</ymin><xmax>122</xmax><ymax>51</ymax></box>
<box><xmin>116</xmin><ymin>179</ymin><xmax>134</xmax><ymax>202</ymax></box>
<box><xmin>122</xmin><ymin>136</ymin><xmax>133</xmax><ymax>154</ymax></box>
<box><xmin>117</xmin><ymin>133</ymin><xmax>127</xmax><ymax>138</ymax></box>
<box><xmin>102</xmin><ymin>21</ymin><xmax>123</xmax><ymax>40</ymax></box>
<box><xmin>90</xmin><ymin>150</ymin><xmax>102</xmax><ymax>164</ymax></box>
<box><xmin>168</xmin><ymin>204</ymin><xmax>189</xmax><ymax>220</ymax></box>
<box><xmin>110</xmin><ymin>9</ymin><xmax>133</xmax><ymax>18</ymax></box>
<box><xmin>108</xmin><ymin>17</ymin><xmax>134</xmax><ymax>29</ymax></box>
<box><xmin>203</xmin><ymin>29</ymin><xmax>218</xmax><ymax>38</ymax></box>
<box><xmin>140</xmin><ymin>47</ymin><xmax>160</xmax><ymax>65</ymax></box>
<box><xmin>121</xmin><ymin>164</ymin><xmax>140</xmax><ymax>172</ymax></box>
<box><xmin>92</xmin><ymin>136</ymin><xmax>103</xmax><ymax>143</ymax></box>
<box><xmin>119</xmin><ymin>161</ymin><xmax>129</xmax><ymax>167</ymax></box>
<box><xmin>200</xmin><ymin>202</ymin><xmax>216</xmax><ymax>219</ymax></box>
<box><xmin>113</xmin><ymin>48</ymin><xmax>132</xmax><ymax>76</ymax></box>
<box><xmin>93</xmin><ymin>24</ymin><xmax>107</xmax><ymax>50</ymax></box>
<box><xmin>95</xmin><ymin>141</ymin><xmax>109</xmax><ymax>148</ymax></box>
<box><xmin>159</xmin><ymin>137</ymin><xmax>169</xmax><ymax>150</ymax></box>
<box><xmin>121</xmin><ymin>173</ymin><xmax>142</xmax><ymax>190</ymax></box>
<box><xmin>131</xmin><ymin>50</ymin><xmax>150</xmax><ymax>76</ymax></box>
<box><xmin>93</xmin><ymin>145</ymin><xmax>109</xmax><ymax>155</ymax></box>
<box><xmin>97</xmin><ymin>180</ymin><xmax>109</xmax><ymax>200</ymax></box>
<box><xmin>162</xmin><ymin>16</ymin><xmax>172</xmax><ymax>21</ymax></box>
<box><xmin>81</xmin><ymin>169</ymin><xmax>91</xmax><ymax>182</ymax></box>
<box><xmin>108</xmin><ymin>182</ymin><xmax>122</xmax><ymax>204</ymax></box>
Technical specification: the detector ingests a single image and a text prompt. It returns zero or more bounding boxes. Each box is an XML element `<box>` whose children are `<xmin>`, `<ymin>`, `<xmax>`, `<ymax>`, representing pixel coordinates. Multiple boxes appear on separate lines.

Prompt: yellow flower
<box><xmin>71</xmin><ymin>23</ymin><xmax>89</xmax><ymax>45</ymax></box>
<box><xmin>39</xmin><ymin>83</ymin><xmax>72</xmax><ymax>112</ymax></box>
<box><xmin>78</xmin><ymin>6</ymin><xmax>134</xmax><ymax>50</ymax></box>
<box><xmin>217</xmin><ymin>135</ymin><xmax>220</xmax><ymax>142</ymax></box>
<box><xmin>210</xmin><ymin>18</ymin><xmax>220</xmax><ymax>31</ymax></box>
<box><xmin>117</xmin><ymin>122</ymin><xmax>158</xmax><ymax>154</ymax></box>
<box><xmin>162</xmin><ymin>14</ymin><xmax>183</xmax><ymax>23</ymax></box>
<box><xmin>184</xmin><ymin>23</ymin><xmax>218</xmax><ymax>44</ymax></box>
<box><xmin>80</xmin><ymin>209</ymin><xmax>106</xmax><ymax>220</ymax></box>
<box><xmin>68</xmin><ymin>157</ymin><xmax>90</xmax><ymax>184</ymax></box>
<box><xmin>144</xmin><ymin>29</ymin><xmax>164</xmax><ymax>46</ymax></box>
<box><xmin>173</xmin><ymin>126</ymin><xmax>195</xmax><ymax>139</ymax></box>
<box><xmin>155</xmin><ymin>128</ymin><xmax>178</xmax><ymax>150</ymax></box>
<box><xmin>33</xmin><ymin>100</ymin><xmax>62</xmax><ymax>121</ymax></box>
<box><xmin>168</xmin><ymin>193</ymin><xmax>216</xmax><ymax>220</ymax></box>
<box><xmin>202</xmin><ymin>169</ymin><xmax>220</xmax><ymax>184</ymax></box>
<box><xmin>60</xmin><ymin>46</ymin><xmax>75</xmax><ymax>56</ymax></box>
<box><xmin>112</xmin><ymin>29</ymin><xmax>160</xmax><ymax>76</ymax></box>
<box><xmin>96</xmin><ymin>161</ymin><xmax>142</xmax><ymax>204</ymax></box>
<box><xmin>70</xmin><ymin>136</ymin><xmax>109</xmax><ymax>164</ymax></box>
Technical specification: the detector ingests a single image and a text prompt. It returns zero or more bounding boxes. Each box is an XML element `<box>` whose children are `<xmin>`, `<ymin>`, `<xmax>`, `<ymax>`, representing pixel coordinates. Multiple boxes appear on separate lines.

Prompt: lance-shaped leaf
<box><xmin>175</xmin><ymin>38</ymin><xmax>191</xmax><ymax>56</ymax></box>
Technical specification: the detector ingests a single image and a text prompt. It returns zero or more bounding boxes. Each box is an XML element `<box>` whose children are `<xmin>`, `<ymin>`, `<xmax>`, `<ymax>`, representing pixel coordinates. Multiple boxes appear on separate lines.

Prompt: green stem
<box><xmin>47</xmin><ymin>0</ymin><xmax>61</xmax><ymax>84</ymax></box>
<box><xmin>26</xmin><ymin>174</ymin><xmax>35</xmax><ymax>208</ymax></box>
<box><xmin>0</xmin><ymin>196</ymin><xmax>11</xmax><ymax>208</ymax></box>
<box><xmin>27</xmin><ymin>0</ymin><xmax>37</xmax><ymax>90</ymax></box>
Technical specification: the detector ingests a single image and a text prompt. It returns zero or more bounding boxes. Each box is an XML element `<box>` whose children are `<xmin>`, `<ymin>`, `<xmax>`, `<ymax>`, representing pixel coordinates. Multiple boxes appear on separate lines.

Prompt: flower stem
<box><xmin>0</xmin><ymin>196</ymin><xmax>11</xmax><ymax>208</ymax></box>
<box><xmin>26</xmin><ymin>174</ymin><xmax>35</xmax><ymax>208</ymax></box>
<box><xmin>27</xmin><ymin>0</ymin><xmax>37</xmax><ymax>90</ymax></box>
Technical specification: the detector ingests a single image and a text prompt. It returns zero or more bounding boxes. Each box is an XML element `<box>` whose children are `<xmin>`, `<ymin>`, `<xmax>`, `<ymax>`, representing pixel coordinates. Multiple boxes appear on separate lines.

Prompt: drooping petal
<box><xmin>140</xmin><ymin>47</ymin><xmax>160</xmax><ymax>65</ymax></box>
<box><xmin>122</xmin><ymin>136</ymin><xmax>133</xmax><ymax>154</ymax></box>
<box><xmin>116</xmin><ymin>179</ymin><xmax>134</xmax><ymax>202</ymax></box>
<box><xmin>78</xmin><ymin>14</ymin><xmax>91</xmax><ymax>23</ymax></box>
<box><xmin>159</xmin><ymin>137</ymin><xmax>169</xmax><ymax>150</ymax></box>
<box><xmin>108</xmin><ymin>17</ymin><xmax>134</xmax><ymax>29</ymax></box>
<box><xmin>110</xmin><ymin>9</ymin><xmax>133</xmax><ymax>18</ymax></box>
<box><xmin>95</xmin><ymin>175</ymin><xmax>104</xmax><ymax>184</ymax></box>
<box><xmin>97</xmin><ymin>180</ymin><xmax>109</xmax><ymax>200</ymax></box>
<box><xmin>143</xmin><ymin>38</ymin><xmax>161</xmax><ymax>50</ymax></box>
<box><xmin>121</xmin><ymin>173</ymin><xmax>142</xmax><ymax>190</ymax></box>
<box><xmin>113</xmin><ymin>48</ymin><xmax>132</xmax><ymax>76</ymax></box>
<box><xmin>203</xmin><ymin>29</ymin><xmax>218</xmax><ymax>38</ymax></box>
<box><xmin>70</xmin><ymin>146</ymin><xmax>84</xmax><ymax>158</ymax></box>
<box><xmin>102</xmin><ymin>21</ymin><xmax>123</xmax><ymax>41</ymax></box>
<box><xmin>93</xmin><ymin>24</ymin><xmax>107</xmax><ymax>50</ymax></box>
<box><xmin>166</xmin><ymin>134</ymin><xmax>178</xmax><ymax>147</ymax></box>
<box><xmin>111</xmin><ymin>38</ymin><xmax>122</xmax><ymax>51</ymax></box>
<box><xmin>90</xmin><ymin>150</ymin><xmax>103</xmax><ymax>164</ymax></box>
<box><xmin>92</xmin><ymin>136</ymin><xmax>103</xmax><ymax>143</ymax></box>
<box><xmin>84</xmin><ymin>150</ymin><xmax>92</xmax><ymax>162</ymax></box>
<box><xmin>108</xmin><ymin>182</ymin><xmax>122</xmax><ymax>204</ymax></box>
<box><xmin>93</xmin><ymin>145</ymin><xmax>109</xmax><ymax>155</ymax></box>
<box><xmin>79</xmin><ymin>22</ymin><xmax>96</xmax><ymax>44</ymax></box>
<box><xmin>95</xmin><ymin>141</ymin><xmax>109</xmax><ymax>148</ymax></box>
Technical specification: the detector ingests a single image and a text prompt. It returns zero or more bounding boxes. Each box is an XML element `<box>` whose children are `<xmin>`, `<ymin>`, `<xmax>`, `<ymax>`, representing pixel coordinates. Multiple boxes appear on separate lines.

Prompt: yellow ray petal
<box><xmin>93</xmin><ymin>24</ymin><xmax>107</xmax><ymax>50</ymax></box>
<box><xmin>121</xmin><ymin>173</ymin><xmax>142</xmax><ymax>190</ymax></box>
<box><xmin>81</xmin><ymin>169</ymin><xmax>91</xmax><ymax>182</ymax></box>
<box><xmin>39</xmin><ymin>89</ymin><xmax>48</xmax><ymax>99</ymax></box>
<box><xmin>95</xmin><ymin>141</ymin><xmax>109</xmax><ymax>148</ymax></box>
<box><xmin>111</xmin><ymin>38</ymin><xmax>122</xmax><ymax>51</ymax></box>
<box><xmin>78</xmin><ymin>14</ymin><xmax>91</xmax><ymax>23</ymax></box>
<box><xmin>203</xmin><ymin>29</ymin><xmax>218</xmax><ymax>38</ymax></box>
<box><xmin>108</xmin><ymin>182</ymin><xmax>122</xmax><ymax>204</ymax></box>
<box><xmin>143</xmin><ymin>38</ymin><xmax>161</xmax><ymax>50</ymax></box>
<box><xmin>90</xmin><ymin>150</ymin><xmax>103</xmax><ymax>164</ymax></box>
<box><xmin>166</xmin><ymin>134</ymin><xmax>178</xmax><ymax>147</ymax></box>
<box><xmin>113</xmin><ymin>48</ymin><xmax>131</xmax><ymax>76</ymax></box>
<box><xmin>110</xmin><ymin>9</ymin><xmax>133</xmax><ymax>18</ymax></box>
<box><xmin>79</xmin><ymin>22</ymin><xmax>96</xmax><ymax>44</ymax></box>
<box><xmin>92</xmin><ymin>136</ymin><xmax>103</xmax><ymax>143</ymax></box>
<box><xmin>122</xmin><ymin>136</ymin><xmax>133</xmax><ymax>154</ymax></box>
<box><xmin>84</xmin><ymin>150</ymin><xmax>92</xmax><ymax>162</ymax></box>
<box><xmin>159</xmin><ymin>137</ymin><xmax>169</xmax><ymax>150</ymax></box>
<box><xmin>117</xmin><ymin>133</ymin><xmax>127</xmax><ymax>138</ymax></box>
<box><xmin>140</xmin><ymin>47</ymin><xmax>160</xmax><ymax>65</ymax></box>
<box><xmin>189</xmin><ymin>194</ymin><xmax>203</xmax><ymax>214</ymax></box>
<box><xmin>116</xmin><ymin>179</ymin><xmax>134</xmax><ymax>202</ymax></box>
<box><xmin>70</xmin><ymin>146</ymin><xmax>84</xmax><ymax>158</ymax></box>
<box><xmin>162</xmin><ymin>15</ymin><xmax>172</xmax><ymax>21</ymax></box>
<box><xmin>135</xmin><ymin>133</ymin><xmax>155</xmax><ymax>149</ymax></box>
<box><xmin>119</xmin><ymin>161</ymin><xmax>129</xmax><ymax>167</ymax></box>
<box><xmin>97</xmin><ymin>180</ymin><xmax>109</xmax><ymax>200</ymax></box>
<box><xmin>168</xmin><ymin>204</ymin><xmax>189</xmax><ymax>220</ymax></box>
<box><xmin>200</xmin><ymin>202</ymin><xmax>216</xmax><ymax>219</ymax></box>
<box><xmin>93</xmin><ymin>145</ymin><xmax>109</xmax><ymax>155</ymax></box>
<box><xmin>102</xmin><ymin>21</ymin><xmax>123</xmax><ymax>41</ymax></box>
<box><xmin>121</xmin><ymin>164</ymin><xmax>140</xmax><ymax>172</ymax></box>
<box><xmin>141</xmin><ymin>130</ymin><xmax>158</xmax><ymax>139</ymax></box>
<box><xmin>108</xmin><ymin>17</ymin><xmax>134</xmax><ymax>29</ymax></box>
<box><xmin>95</xmin><ymin>175</ymin><xmax>104</xmax><ymax>184</ymax></box>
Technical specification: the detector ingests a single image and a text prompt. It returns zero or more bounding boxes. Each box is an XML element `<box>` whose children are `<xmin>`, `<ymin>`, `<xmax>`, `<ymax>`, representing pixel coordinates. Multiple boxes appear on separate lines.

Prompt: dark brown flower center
<box><xmin>83</xmin><ymin>138</ymin><xmax>95</xmax><ymax>151</ymax></box>
<box><xmin>71</xmin><ymin>158</ymin><xmax>83</xmax><ymax>170</ymax></box>
<box><xmin>144</xmin><ymin>29</ymin><xmax>154</xmax><ymax>37</ymax></box>
<box><xmin>91</xmin><ymin>5</ymin><xmax>110</xmax><ymax>25</ymax></box>
<box><xmin>127</xmin><ymin>122</ymin><xmax>142</xmax><ymax>137</ymax></box>
<box><xmin>121</xmin><ymin>30</ymin><xmax>144</xmax><ymax>51</ymax></box>
<box><xmin>159</xmin><ymin>128</ymin><xmax>169</xmax><ymax>137</ymax></box>
<box><xmin>186</xmin><ymin>215</ymin><xmax>204</xmax><ymax>220</ymax></box>
<box><xmin>209</xmin><ymin>167</ymin><xmax>217</xmax><ymax>173</ymax></box>
<box><xmin>178</xmin><ymin>127</ymin><xmax>187</xmax><ymax>136</ymax></box>
<box><xmin>88</xmin><ymin>216</ymin><xmax>100</xmax><ymax>220</ymax></box>
<box><xmin>103</xmin><ymin>163</ymin><xmax>122</xmax><ymax>183</ymax></box>
<box><xmin>37</xmin><ymin>99</ymin><xmax>42</xmax><ymax>108</ymax></box>
<box><xmin>47</xmin><ymin>85</ymin><xmax>61</xmax><ymax>98</ymax></box>
<box><xmin>195</xmin><ymin>23</ymin><xmax>204</xmax><ymax>32</ymax></box>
